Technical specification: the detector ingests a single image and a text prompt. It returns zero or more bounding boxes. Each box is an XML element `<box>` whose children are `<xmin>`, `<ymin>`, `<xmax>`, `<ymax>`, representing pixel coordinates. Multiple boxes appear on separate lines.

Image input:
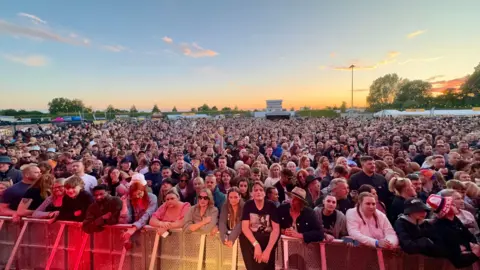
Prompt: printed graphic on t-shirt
<box><xmin>249</xmin><ymin>213</ymin><xmax>272</xmax><ymax>233</ymax></box>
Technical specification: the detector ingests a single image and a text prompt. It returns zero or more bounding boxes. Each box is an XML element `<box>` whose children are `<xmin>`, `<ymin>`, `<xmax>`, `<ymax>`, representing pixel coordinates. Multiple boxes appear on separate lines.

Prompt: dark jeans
<box><xmin>239</xmin><ymin>234</ymin><xmax>276</xmax><ymax>270</ymax></box>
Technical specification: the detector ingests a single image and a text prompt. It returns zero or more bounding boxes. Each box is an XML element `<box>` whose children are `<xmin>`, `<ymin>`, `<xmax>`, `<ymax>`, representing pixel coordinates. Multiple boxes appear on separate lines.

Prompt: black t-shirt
<box><xmin>23</xmin><ymin>188</ymin><xmax>45</xmax><ymax>210</ymax></box>
<box><xmin>322</xmin><ymin>211</ymin><xmax>337</xmax><ymax>236</ymax></box>
<box><xmin>241</xmin><ymin>200</ymin><xmax>279</xmax><ymax>246</ymax></box>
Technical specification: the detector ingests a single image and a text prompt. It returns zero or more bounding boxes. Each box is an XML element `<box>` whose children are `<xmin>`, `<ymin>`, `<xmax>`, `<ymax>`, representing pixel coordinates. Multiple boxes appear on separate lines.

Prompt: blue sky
<box><xmin>1</xmin><ymin>0</ymin><xmax>480</xmax><ymax>111</ymax></box>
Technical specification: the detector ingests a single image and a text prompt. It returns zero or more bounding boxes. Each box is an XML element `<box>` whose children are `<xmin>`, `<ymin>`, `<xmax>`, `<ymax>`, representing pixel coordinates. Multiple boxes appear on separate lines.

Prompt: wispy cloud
<box><xmin>426</xmin><ymin>75</ymin><xmax>445</xmax><ymax>81</ymax></box>
<box><xmin>430</xmin><ymin>76</ymin><xmax>468</xmax><ymax>93</ymax></box>
<box><xmin>162</xmin><ymin>36</ymin><xmax>173</xmax><ymax>44</ymax></box>
<box><xmin>102</xmin><ymin>45</ymin><xmax>127</xmax><ymax>53</ymax></box>
<box><xmin>407</xmin><ymin>30</ymin><xmax>427</xmax><ymax>39</ymax></box>
<box><xmin>332</xmin><ymin>51</ymin><xmax>399</xmax><ymax>71</ymax></box>
<box><xmin>399</xmin><ymin>56</ymin><xmax>443</xmax><ymax>65</ymax></box>
<box><xmin>353</xmin><ymin>89</ymin><xmax>369</xmax><ymax>92</ymax></box>
<box><xmin>2</xmin><ymin>54</ymin><xmax>48</xmax><ymax>67</ymax></box>
<box><xmin>18</xmin><ymin>12</ymin><xmax>46</xmax><ymax>25</ymax></box>
<box><xmin>161</xmin><ymin>35</ymin><xmax>218</xmax><ymax>58</ymax></box>
<box><xmin>0</xmin><ymin>20</ymin><xmax>87</xmax><ymax>46</ymax></box>
<box><xmin>181</xmin><ymin>43</ymin><xmax>218</xmax><ymax>58</ymax></box>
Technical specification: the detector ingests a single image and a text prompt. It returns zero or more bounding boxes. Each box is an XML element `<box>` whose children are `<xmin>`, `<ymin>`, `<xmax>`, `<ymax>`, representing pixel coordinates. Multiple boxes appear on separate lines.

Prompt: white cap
<box><xmin>130</xmin><ymin>173</ymin><xmax>147</xmax><ymax>186</ymax></box>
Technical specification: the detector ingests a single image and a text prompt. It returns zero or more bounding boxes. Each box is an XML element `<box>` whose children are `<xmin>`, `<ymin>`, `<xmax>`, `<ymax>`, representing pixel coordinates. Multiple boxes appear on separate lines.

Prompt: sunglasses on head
<box><xmin>198</xmin><ymin>196</ymin><xmax>210</xmax><ymax>201</ymax></box>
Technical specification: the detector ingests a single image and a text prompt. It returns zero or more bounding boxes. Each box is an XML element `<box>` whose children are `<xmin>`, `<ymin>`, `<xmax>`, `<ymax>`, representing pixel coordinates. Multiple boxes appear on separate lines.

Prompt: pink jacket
<box><xmin>346</xmin><ymin>208</ymin><xmax>398</xmax><ymax>248</ymax></box>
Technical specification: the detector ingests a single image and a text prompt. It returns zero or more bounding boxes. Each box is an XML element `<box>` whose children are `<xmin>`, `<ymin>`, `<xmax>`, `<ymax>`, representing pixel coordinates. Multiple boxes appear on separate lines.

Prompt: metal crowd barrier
<box><xmin>0</xmin><ymin>216</ymin><xmax>476</xmax><ymax>270</ymax></box>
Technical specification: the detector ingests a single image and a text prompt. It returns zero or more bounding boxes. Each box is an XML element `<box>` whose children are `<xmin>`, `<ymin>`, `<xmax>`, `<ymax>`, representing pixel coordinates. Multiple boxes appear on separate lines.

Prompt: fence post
<box><xmin>376</xmin><ymin>248</ymin><xmax>386</xmax><ymax>270</ymax></box>
<box><xmin>197</xmin><ymin>234</ymin><xmax>206</xmax><ymax>270</ymax></box>
<box><xmin>0</xmin><ymin>220</ymin><xmax>4</xmax><ymax>232</ymax></box>
<box><xmin>73</xmin><ymin>233</ymin><xmax>89</xmax><ymax>270</ymax></box>
<box><xmin>117</xmin><ymin>247</ymin><xmax>127</xmax><ymax>270</ymax></box>
<box><xmin>282</xmin><ymin>238</ymin><xmax>288</xmax><ymax>270</ymax></box>
<box><xmin>320</xmin><ymin>243</ymin><xmax>327</xmax><ymax>270</ymax></box>
<box><xmin>5</xmin><ymin>221</ymin><xmax>29</xmax><ymax>270</ymax></box>
<box><xmin>230</xmin><ymin>240</ymin><xmax>238</xmax><ymax>270</ymax></box>
<box><xmin>148</xmin><ymin>233</ymin><xmax>160</xmax><ymax>270</ymax></box>
<box><xmin>45</xmin><ymin>223</ymin><xmax>66</xmax><ymax>270</ymax></box>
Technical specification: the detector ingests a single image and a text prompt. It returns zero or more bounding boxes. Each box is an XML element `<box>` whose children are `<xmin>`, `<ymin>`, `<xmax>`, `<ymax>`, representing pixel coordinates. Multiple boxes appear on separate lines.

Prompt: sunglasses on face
<box><xmin>198</xmin><ymin>196</ymin><xmax>210</xmax><ymax>201</ymax></box>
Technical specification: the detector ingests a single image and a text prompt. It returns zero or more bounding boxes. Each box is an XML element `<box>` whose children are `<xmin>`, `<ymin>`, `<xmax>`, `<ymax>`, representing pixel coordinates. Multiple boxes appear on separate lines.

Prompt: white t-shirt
<box><xmin>81</xmin><ymin>174</ymin><xmax>98</xmax><ymax>194</ymax></box>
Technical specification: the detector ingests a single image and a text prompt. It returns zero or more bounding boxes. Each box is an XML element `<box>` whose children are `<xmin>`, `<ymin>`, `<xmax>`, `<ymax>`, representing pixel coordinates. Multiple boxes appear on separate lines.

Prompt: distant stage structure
<box><xmin>253</xmin><ymin>99</ymin><xmax>295</xmax><ymax>119</ymax></box>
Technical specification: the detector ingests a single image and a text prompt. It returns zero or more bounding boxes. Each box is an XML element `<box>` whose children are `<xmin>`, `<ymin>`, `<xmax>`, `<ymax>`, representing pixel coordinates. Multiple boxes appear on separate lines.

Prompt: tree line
<box><xmin>366</xmin><ymin>62</ymin><xmax>480</xmax><ymax>111</ymax></box>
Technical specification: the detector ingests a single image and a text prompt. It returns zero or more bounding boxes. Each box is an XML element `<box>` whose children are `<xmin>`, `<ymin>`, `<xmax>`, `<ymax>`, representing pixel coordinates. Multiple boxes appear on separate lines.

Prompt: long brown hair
<box><xmin>226</xmin><ymin>187</ymin><xmax>244</xmax><ymax>229</ymax></box>
<box><xmin>129</xmin><ymin>182</ymin><xmax>150</xmax><ymax>209</ymax></box>
<box><xmin>29</xmin><ymin>173</ymin><xmax>54</xmax><ymax>199</ymax></box>
<box><xmin>356</xmin><ymin>192</ymin><xmax>378</xmax><ymax>228</ymax></box>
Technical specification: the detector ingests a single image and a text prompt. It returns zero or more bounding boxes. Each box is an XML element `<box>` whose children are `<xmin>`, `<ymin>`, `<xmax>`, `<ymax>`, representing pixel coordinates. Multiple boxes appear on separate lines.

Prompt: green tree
<box><xmin>48</xmin><ymin>98</ymin><xmax>77</xmax><ymax>114</ymax></box>
<box><xmin>190</xmin><ymin>107</ymin><xmax>197</xmax><ymax>112</ymax></box>
<box><xmin>106</xmin><ymin>105</ymin><xmax>116</xmax><ymax>114</ymax></box>
<box><xmin>461</xmin><ymin>62</ymin><xmax>480</xmax><ymax>105</ymax></box>
<box><xmin>211</xmin><ymin>106</ymin><xmax>218</xmax><ymax>111</ymax></box>
<box><xmin>366</xmin><ymin>74</ymin><xmax>402</xmax><ymax>111</ymax></box>
<box><xmin>340</xmin><ymin>101</ymin><xmax>347</xmax><ymax>112</ymax></box>
<box><xmin>197</xmin><ymin>104</ymin><xmax>210</xmax><ymax>112</ymax></box>
<box><xmin>393</xmin><ymin>80</ymin><xmax>432</xmax><ymax>108</ymax></box>
<box><xmin>172</xmin><ymin>106</ymin><xmax>178</xmax><ymax>112</ymax></box>
<box><xmin>130</xmin><ymin>105</ymin><xmax>138</xmax><ymax>114</ymax></box>
<box><xmin>221</xmin><ymin>107</ymin><xmax>231</xmax><ymax>111</ymax></box>
<box><xmin>152</xmin><ymin>104</ymin><xmax>160</xmax><ymax>113</ymax></box>
<box><xmin>234</xmin><ymin>105</ymin><xmax>239</xmax><ymax>111</ymax></box>
<box><xmin>290</xmin><ymin>107</ymin><xmax>295</xmax><ymax>111</ymax></box>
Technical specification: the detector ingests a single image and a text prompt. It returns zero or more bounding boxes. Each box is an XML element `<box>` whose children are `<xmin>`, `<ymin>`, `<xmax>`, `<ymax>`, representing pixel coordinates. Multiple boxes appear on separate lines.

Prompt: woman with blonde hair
<box><xmin>183</xmin><ymin>188</ymin><xmax>218</xmax><ymax>234</ymax></box>
<box><xmin>346</xmin><ymin>192</ymin><xmax>398</xmax><ymax>249</ymax></box>
<box><xmin>315</xmin><ymin>156</ymin><xmax>330</xmax><ymax>179</ymax></box>
<box><xmin>33</xmin><ymin>178</ymin><xmax>66</xmax><ymax>218</ymax></box>
<box><xmin>264</xmin><ymin>163</ymin><xmax>281</xmax><ymax>188</ymax></box>
<box><xmin>299</xmin><ymin>155</ymin><xmax>310</xmax><ymax>170</ymax></box>
<box><xmin>388</xmin><ymin>177</ymin><xmax>417</xmax><ymax>224</ymax></box>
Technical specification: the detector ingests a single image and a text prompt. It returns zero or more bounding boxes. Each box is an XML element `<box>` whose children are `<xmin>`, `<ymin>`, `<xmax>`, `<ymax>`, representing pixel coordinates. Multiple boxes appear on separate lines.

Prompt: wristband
<box><xmin>375</xmin><ymin>240</ymin><xmax>379</xmax><ymax>248</ymax></box>
<box><xmin>252</xmin><ymin>241</ymin><xmax>259</xmax><ymax>247</ymax></box>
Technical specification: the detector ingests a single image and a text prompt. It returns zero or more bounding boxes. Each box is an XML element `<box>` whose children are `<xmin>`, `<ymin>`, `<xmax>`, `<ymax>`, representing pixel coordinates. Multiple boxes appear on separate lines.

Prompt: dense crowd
<box><xmin>1</xmin><ymin>116</ymin><xmax>480</xmax><ymax>269</ymax></box>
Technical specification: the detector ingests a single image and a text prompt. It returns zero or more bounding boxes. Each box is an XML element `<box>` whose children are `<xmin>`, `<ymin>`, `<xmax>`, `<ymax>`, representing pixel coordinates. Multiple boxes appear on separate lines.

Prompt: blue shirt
<box><xmin>1</xmin><ymin>181</ymin><xmax>30</xmax><ymax>210</ymax></box>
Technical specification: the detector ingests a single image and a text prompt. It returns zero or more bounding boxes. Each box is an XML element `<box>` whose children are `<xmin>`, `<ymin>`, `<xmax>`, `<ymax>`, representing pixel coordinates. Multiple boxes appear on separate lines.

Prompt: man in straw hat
<box><xmin>277</xmin><ymin>187</ymin><xmax>324</xmax><ymax>243</ymax></box>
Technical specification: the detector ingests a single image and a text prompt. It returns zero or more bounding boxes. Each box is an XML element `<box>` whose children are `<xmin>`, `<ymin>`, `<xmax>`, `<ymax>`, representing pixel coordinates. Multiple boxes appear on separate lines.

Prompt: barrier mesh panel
<box><xmin>158</xmin><ymin>230</ymin><xmax>183</xmax><ymax>270</ymax></box>
<box><xmin>205</xmin><ymin>235</ymin><xmax>221</xmax><ymax>269</ymax></box>
<box><xmin>325</xmin><ymin>243</ymin><xmax>379</xmax><ymax>270</ymax></box>
<box><xmin>0</xmin><ymin>220</ymin><xmax>20</xmax><ymax>267</ymax></box>
<box><xmin>281</xmin><ymin>240</ymin><xmax>321</xmax><ymax>270</ymax></box>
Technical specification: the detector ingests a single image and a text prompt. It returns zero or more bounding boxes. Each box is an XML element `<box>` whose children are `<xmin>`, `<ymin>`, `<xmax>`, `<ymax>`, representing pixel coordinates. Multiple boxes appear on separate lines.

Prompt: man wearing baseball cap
<box><xmin>0</xmin><ymin>156</ymin><xmax>22</xmax><ymax>184</ymax></box>
<box><xmin>427</xmin><ymin>194</ymin><xmax>480</xmax><ymax>268</ymax></box>
<box><xmin>394</xmin><ymin>198</ymin><xmax>445</xmax><ymax>258</ymax></box>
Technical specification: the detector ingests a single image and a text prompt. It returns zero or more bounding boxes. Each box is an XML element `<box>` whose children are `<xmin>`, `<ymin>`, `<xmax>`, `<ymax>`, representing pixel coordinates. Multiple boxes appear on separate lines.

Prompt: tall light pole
<box><xmin>349</xmin><ymin>64</ymin><xmax>355</xmax><ymax>109</ymax></box>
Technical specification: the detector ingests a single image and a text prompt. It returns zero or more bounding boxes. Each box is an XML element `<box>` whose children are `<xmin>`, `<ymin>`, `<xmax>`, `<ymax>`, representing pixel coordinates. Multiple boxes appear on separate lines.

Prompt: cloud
<box><xmin>161</xmin><ymin>36</ymin><xmax>218</xmax><ymax>58</ymax></box>
<box><xmin>332</xmin><ymin>51</ymin><xmax>399</xmax><ymax>71</ymax></box>
<box><xmin>18</xmin><ymin>12</ymin><xmax>46</xmax><ymax>25</ymax></box>
<box><xmin>2</xmin><ymin>54</ymin><xmax>48</xmax><ymax>67</ymax></box>
<box><xmin>353</xmin><ymin>89</ymin><xmax>369</xmax><ymax>92</ymax></box>
<box><xmin>399</xmin><ymin>56</ymin><xmax>443</xmax><ymax>65</ymax></box>
<box><xmin>430</xmin><ymin>76</ymin><xmax>468</xmax><ymax>93</ymax></box>
<box><xmin>162</xmin><ymin>36</ymin><xmax>173</xmax><ymax>44</ymax></box>
<box><xmin>407</xmin><ymin>30</ymin><xmax>427</xmax><ymax>39</ymax></box>
<box><xmin>426</xmin><ymin>75</ymin><xmax>445</xmax><ymax>81</ymax></box>
<box><xmin>180</xmin><ymin>43</ymin><xmax>218</xmax><ymax>58</ymax></box>
<box><xmin>0</xmin><ymin>20</ymin><xmax>86</xmax><ymax>46</ymax></box>
<box><xmin>102</xmin><ymin>45</ymin><xmax>127</xmax><ymax>53</ymax></box>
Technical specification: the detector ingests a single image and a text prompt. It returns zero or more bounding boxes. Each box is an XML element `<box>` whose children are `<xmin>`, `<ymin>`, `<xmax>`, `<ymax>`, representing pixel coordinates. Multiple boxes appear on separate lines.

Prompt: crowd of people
<box><xmin>0</xmin><ymin>116</ymin><xmax>480</xmax><ymax>269</ymax></box>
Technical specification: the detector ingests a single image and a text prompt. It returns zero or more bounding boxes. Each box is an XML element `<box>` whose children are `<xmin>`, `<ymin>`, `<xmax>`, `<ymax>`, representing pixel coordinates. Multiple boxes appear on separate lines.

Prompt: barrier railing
<box><xmin>0</xmin><ymin>216</ymin><xmax>475</xmax><ymax>270</ymax></box>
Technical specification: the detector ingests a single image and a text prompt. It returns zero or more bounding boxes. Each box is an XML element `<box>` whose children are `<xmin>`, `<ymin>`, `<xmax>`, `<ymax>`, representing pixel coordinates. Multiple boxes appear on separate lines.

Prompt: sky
<box><xmin>1</xmin><ymin>0</ymin><xmax>480</xmax><ymax>112</ymax></box>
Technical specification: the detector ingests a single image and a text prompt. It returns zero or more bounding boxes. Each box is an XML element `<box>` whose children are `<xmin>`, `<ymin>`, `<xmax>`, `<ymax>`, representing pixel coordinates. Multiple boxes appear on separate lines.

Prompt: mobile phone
<box><xmin>161</xmin><ymin>230</ymin><xmax>170</xmax><ymax>238</ymax></box>
<box><xmin>342</xmin><ymin>237</ymin><xmax>360</xmax><ymax>247</ymax></box>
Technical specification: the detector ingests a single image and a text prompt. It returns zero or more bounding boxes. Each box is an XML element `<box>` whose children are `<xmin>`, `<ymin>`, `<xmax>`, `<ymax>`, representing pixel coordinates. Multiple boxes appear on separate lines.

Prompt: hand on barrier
<box><xmin>324</xmin><ymin>234</ymin><xmax>335</xmax><ymax>242</ymax></box>
<box><xmin>378</xmin><ymin>239</ymin><xmax>394</xmax><ymax>250</ymax></box>
<box><xmin>122</xmin><ymin>226</ymin><xmax>137</xmax><ymax>241</ymax></box>
<box><xmin>210</xmin><ymin>226</ymin><xmax>218</xmax><ymax>237</ymax></box>
<box><xmin>284</xmin><ymin>228</ymin><xmax>302</xmax><ymax>239</ymax></box>
<box><xmin>48</xmin><ymin>211</ymin><xmax>59</xmax><ymax>219</ymax></box>
<box><xmin>12</xmin><ymin>213</ymin><xmax>21</xmax><ymax>223</ymax></box>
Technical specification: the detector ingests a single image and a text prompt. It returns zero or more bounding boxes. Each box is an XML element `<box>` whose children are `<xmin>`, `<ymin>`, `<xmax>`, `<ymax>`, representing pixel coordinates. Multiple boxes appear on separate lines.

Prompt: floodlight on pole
<box><xmin>349</xmin><ymin>65</ymin><xmax>355</xmax><ymax>109</ymax></box>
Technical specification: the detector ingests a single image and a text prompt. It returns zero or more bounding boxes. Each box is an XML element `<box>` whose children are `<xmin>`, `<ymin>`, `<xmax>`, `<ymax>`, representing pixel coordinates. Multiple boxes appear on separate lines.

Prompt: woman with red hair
<box><xmin>119</xmin><ymin>175</ymin><xmax>158</xmax><ymax>246</ymax></box>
